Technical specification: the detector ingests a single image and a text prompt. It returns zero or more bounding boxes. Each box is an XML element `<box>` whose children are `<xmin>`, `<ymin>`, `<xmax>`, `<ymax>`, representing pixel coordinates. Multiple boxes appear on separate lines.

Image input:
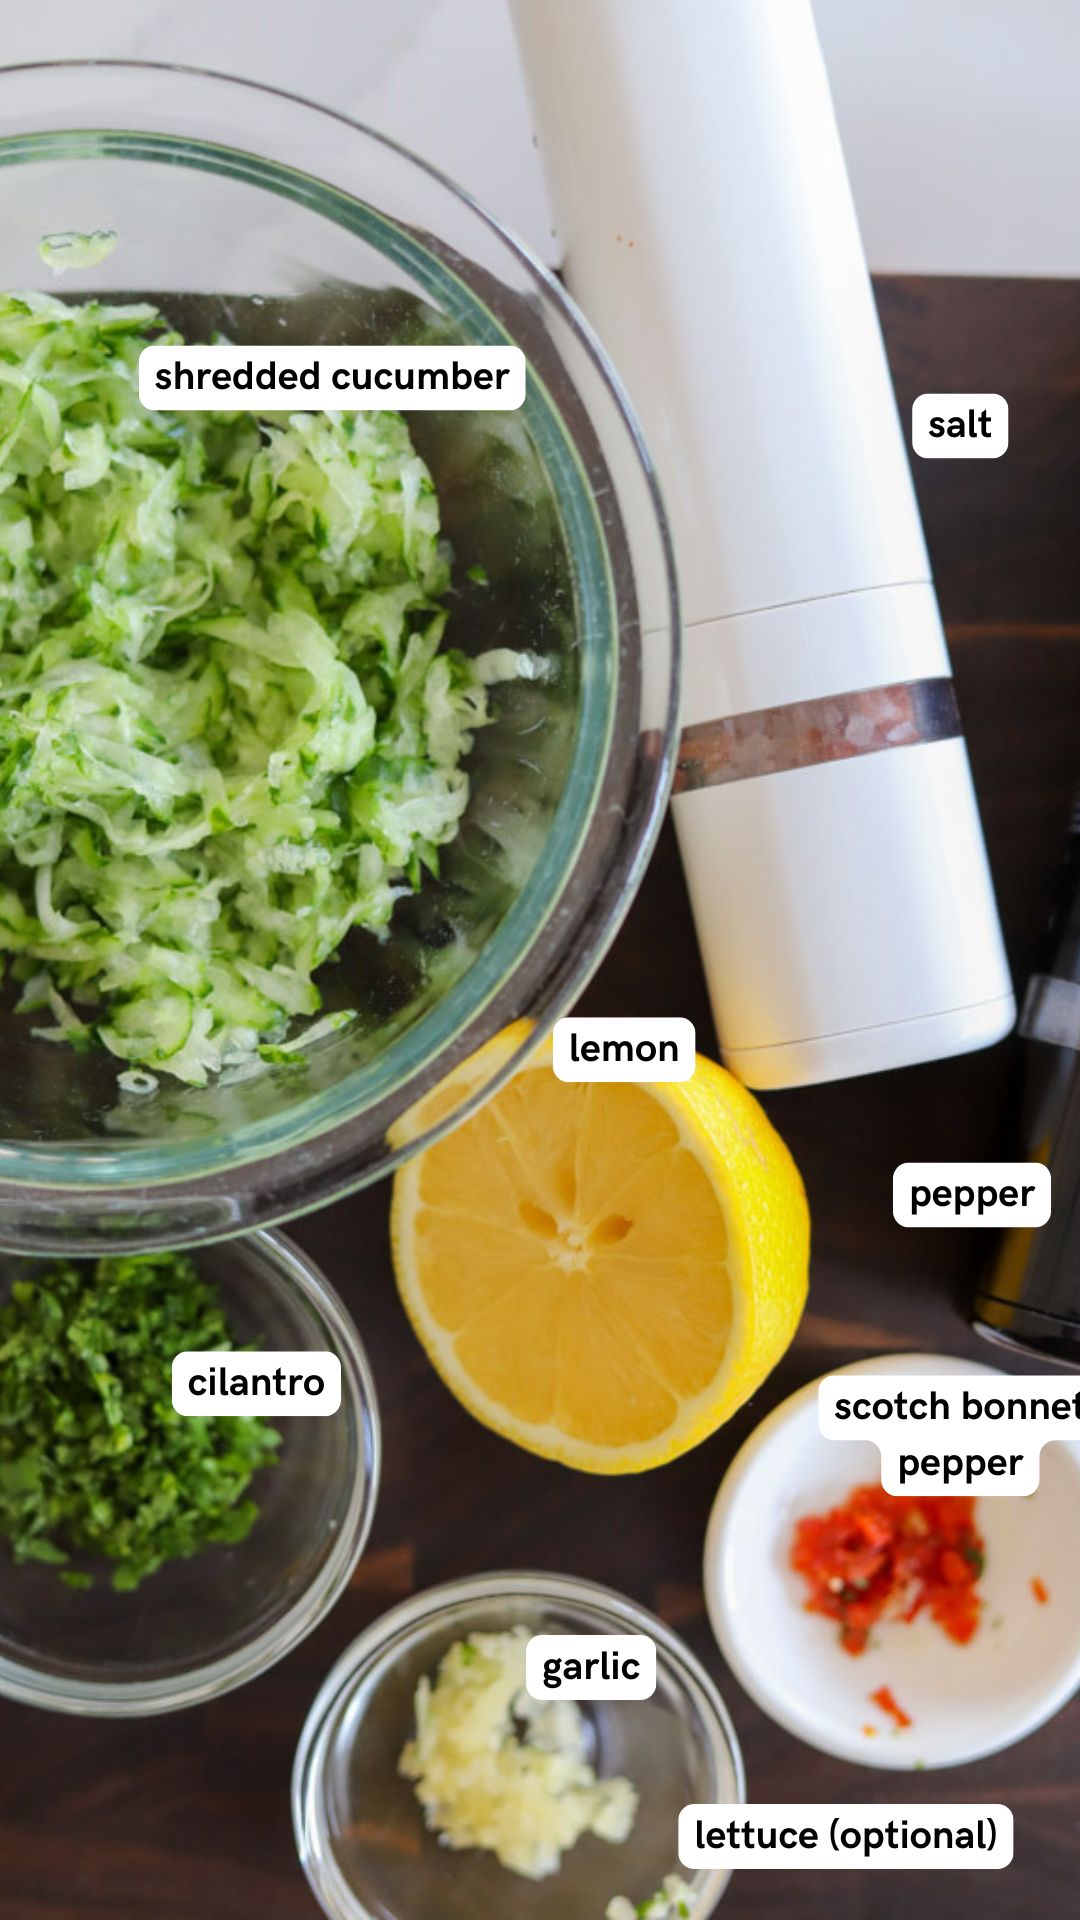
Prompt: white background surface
<box><xmin>0</xmin><ymin>0</ymin><xmax>1076</xmax><ymax>278</ymax></box>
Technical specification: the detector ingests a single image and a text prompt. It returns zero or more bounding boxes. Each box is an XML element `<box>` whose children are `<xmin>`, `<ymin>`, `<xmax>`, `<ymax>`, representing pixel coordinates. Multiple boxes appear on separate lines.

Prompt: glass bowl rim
<box><xmin>0</xmin><ymin>57</ymin><xmax>682</xmax><ymax>1244</ymax></box>
<box><xmin>0</xmin><ymin>1224</ymin><xmax>382</xmax><ymax>1716</ymax></box>
<box><xmin>291</xmin><ymin>1568</ymin><xmax>744</xmax><ymax>1920</ymax></box>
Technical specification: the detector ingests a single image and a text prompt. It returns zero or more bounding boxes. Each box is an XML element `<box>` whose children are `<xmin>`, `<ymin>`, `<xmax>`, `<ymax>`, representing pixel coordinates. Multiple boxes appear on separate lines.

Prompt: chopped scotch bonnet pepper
<box><xmin>790</xmin><ymin>1484</ymin><xmax>985</xmax><ymax>1654</ymax></box>
<box><xmin>870</xmin><ymin>1684</ymin><xmax>912</xmax><ymax>1731</ymax></box>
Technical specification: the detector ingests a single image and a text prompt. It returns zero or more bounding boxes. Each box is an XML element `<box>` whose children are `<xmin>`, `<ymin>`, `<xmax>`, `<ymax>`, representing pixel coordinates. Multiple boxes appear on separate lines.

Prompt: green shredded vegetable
<box><xmin>0</xmin><ymin>292</ymin><xmax>526</xmax><ymax>1083</ymax></box>
<box><xmin>38</xmin><ymin>230</ymin><xmax>119</xmax><ymax>275</ymax></box>
<box><xmin>0</xmin><ymin>1251</ymin><xmax>279</xmax><ymax>1590</ymax></box>
<box><xmin>605</xmin><ymin>1877</ymin><xmax>694</xmax><ymax>1920</ymax></box>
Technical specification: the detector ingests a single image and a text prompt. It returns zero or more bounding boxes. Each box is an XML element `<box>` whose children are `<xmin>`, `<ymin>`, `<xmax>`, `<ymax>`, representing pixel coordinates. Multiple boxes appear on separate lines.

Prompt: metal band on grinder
<box><xmin>673</xmin><ymin>676</ymin><xmax>962</xmax><ymax>793</ymax></box>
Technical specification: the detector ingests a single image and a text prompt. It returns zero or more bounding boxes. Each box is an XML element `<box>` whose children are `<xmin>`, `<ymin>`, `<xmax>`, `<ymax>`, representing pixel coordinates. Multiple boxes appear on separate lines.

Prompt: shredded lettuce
<box><xmin>0</xmin><ymin>292</ymin><xmax>506</xmax><ymax>1084</ymax></box>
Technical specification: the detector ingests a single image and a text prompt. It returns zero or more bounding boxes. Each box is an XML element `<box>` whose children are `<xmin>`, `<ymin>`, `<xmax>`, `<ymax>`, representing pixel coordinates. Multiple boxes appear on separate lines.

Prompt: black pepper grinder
<box><xmin>975</xmin><ymin>790</ymin><xmax>1080</xmax><ymax>1363</ymax></box>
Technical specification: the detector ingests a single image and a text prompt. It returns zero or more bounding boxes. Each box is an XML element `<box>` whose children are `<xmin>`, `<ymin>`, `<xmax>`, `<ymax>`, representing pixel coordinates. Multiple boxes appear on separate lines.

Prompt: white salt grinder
<box><xmin>511</xmin><ymin>0</ymin><xmax>1014</xmax><ymax>1088</ymax></box>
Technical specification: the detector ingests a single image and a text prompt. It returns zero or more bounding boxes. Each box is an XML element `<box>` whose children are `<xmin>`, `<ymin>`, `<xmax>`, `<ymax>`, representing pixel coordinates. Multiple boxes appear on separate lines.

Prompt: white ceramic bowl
<box><xmin>704</xmin><ymin>1352</ymin><xmax>1080</xmax><ymax>1770</ymax></box>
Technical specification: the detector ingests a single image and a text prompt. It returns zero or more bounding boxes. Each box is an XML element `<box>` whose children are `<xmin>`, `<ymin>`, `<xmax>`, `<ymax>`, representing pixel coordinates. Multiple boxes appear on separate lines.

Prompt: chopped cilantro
<box><xmin>0</xmin><ymin>1251</ymin><xmax>279</xmax><ymax>1589</ymax></box>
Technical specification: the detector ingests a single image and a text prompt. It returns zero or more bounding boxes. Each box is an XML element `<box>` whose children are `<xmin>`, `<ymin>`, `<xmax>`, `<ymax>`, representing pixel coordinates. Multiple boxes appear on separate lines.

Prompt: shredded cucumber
<box><xmin>0</xmin><ymin>292</ymin><xmax>521</xmax><ymax>1085</ymax></box>
<box><xmin>38</xmin><ymin>230</ymin><xmax>119</xmax><ymax>275</ymax></box>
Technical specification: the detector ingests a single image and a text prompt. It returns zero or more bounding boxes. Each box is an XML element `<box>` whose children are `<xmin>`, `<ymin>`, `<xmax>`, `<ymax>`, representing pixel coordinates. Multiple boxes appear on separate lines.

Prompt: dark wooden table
<box><xmin>3</xmin><ymin>278</ymin><xmax>1079</xmax><ymax>1919</ymax></box>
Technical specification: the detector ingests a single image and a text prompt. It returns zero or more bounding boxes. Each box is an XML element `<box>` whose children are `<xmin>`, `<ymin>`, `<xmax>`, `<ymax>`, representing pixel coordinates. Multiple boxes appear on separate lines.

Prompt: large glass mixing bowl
<box><xmin>0</xmin><ymin>63</ymin><xmax>679</xmax><ymax>1253</ymax></box>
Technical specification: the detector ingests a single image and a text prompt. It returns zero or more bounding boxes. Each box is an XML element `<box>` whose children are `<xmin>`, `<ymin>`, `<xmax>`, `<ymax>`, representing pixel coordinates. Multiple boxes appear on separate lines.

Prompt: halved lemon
<box><xmin>390</xmin><ymin>1021</ymin><xmax>810</xmax><ymax>1473</ymax></box>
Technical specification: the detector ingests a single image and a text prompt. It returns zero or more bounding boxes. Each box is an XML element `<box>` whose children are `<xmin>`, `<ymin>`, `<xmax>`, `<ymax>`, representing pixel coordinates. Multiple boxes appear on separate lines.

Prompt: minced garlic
<box><xmin>399</xmin><ymin>1626</ymin><xmax>638</xmax><ymax>1879</ymax></box>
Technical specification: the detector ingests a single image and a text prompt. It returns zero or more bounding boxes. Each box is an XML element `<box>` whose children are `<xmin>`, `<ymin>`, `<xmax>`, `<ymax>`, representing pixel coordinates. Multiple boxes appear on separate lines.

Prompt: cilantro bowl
<box><xmin>0</xmin><ymin>63</ymin><xmax>679</xmax><ymax>1253</ymax></box>
<box><xmin>0</xmin><ymin>1227</ymin><xmax>380</xmax><ymax>1716</ymax></box>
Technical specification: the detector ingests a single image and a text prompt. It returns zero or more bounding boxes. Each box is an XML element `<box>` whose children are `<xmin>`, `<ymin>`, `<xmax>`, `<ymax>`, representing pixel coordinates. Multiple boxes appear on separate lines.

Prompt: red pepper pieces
<box><xmin>870</xmin><ymin>1684</ymin><xmax>913</xmax><ymax>1731</ymax></box>
<box><xmin>790</xmin><ymin>1483</ymin><xmax>985</xmax><ymax>1655</ymax></box>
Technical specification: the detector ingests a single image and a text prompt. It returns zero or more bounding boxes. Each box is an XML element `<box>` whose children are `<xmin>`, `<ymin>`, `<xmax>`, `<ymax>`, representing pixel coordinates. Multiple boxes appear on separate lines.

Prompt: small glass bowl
<box><xmin>292</xmin><ymin>1571</ymin><xmax>744</xmax><ymax>1920</ymax></box>
<box><xmin>0</xmin><ymin>1228</ymin><xmax>380</xmax><ymax>1716</ymax></box>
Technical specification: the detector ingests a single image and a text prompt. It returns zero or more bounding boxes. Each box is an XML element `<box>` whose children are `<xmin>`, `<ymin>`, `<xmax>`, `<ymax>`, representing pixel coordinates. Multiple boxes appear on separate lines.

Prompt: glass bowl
<box><xmin>292</xmin><ymin>1572</ymin><xmax>744</xmax><ymax>1920</ymax></box>
<box><xmin>0</xmin><ymin>62</ymin><xmax>679</xmax><ymax>1254</ymax></box>
<box><xmin>0</xmin><ymin>1227</ymin><xmax>380</xmax><ymax>1715</ymax></box>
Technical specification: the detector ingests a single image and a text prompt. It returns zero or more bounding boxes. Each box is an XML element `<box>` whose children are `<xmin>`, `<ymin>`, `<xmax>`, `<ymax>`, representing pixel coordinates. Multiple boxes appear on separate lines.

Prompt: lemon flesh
<box><xmin>391</xmin><ymin>1027</ymin><xmax>809</xmax><ymax>1474</ymax></box>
